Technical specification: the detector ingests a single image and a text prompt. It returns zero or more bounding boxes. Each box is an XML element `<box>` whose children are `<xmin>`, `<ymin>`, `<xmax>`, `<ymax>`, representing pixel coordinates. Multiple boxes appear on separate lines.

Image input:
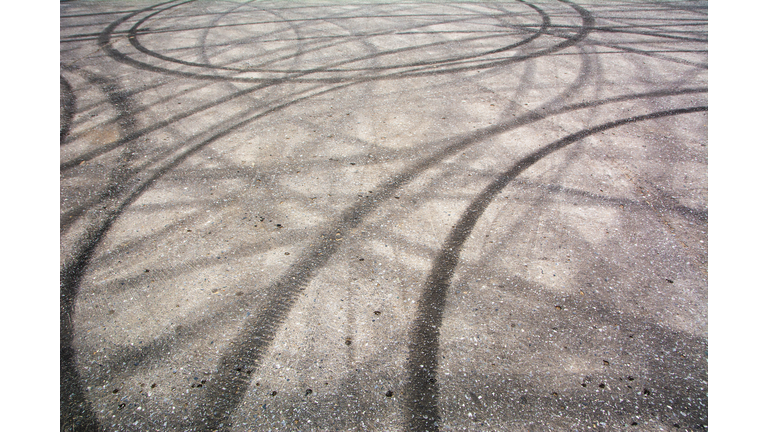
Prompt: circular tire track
<box><xmin>99</xmin><ymin>0</ymin><xmax>596</xmax><ymax>83</ymax></box>
<box><xmin>61</xmin><ymin>82</ymin><xmax>707</xmax><ymax>431</ymax></box>
<box><xmin>61</xmin><ymin>1</ymin><xmax>707</xmax><ymax>430</ymax></box>
<box><xmin>125</xmin><ymin>0</ymin><xmax>548</xmax><ymax>74</ymax></box>
<box><xmin>402</xmin><ymin>105</ymin><xmax>707</xmax><ymax>432</ymax></box>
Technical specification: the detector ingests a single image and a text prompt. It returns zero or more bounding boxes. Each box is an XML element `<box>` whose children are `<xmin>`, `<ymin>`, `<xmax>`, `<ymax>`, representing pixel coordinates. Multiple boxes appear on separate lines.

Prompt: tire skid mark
<box><xmin>61</xmin><ymin>2</ymin><xmax>707</xmax><ymax>430</ymax></box>
<box><xmin>403</xmin><ymin>105</ymin><xmax>707</xmax><ymax>432</ymax></box>
<box><xmin>86</xmin><ymin>82</ymin><xmax>706</xmax><ymax>430</ymax></box>
<box><xmin>245</xmin><ymin>2</ymin><xmax>391</xmax><ymax>72</ymax></box>
<box><xmin>63</xmin><ymin>70</ymin><xmax>704</xmax><ymax>429</ymax></box>
<box><xmin>61</xmin><ymin>81</ymin><xmax>350</xmax><ymax>431</ymax></box>
<box><xmin>60</xmin><ymin>75</ymin><xmax>77</xmax><ymax>144</ymax></box>
<box><xmin>193</xmin><ymin>83</ymin><xmax>707</xmax><ymax>429</ymax></box>
<box><xmin>196</xmin><ymin>0</ymin><xmax>264</xmax><ymax>75</ymax></box>
<box><xmin>584</xmin><ymin>40</ymin><xmax>708</xmax><ymax>69</ymax></box>
<box><xmin>61</xmin><ymin>66</ymin><xmax>147</xmax><ymax>431</ymax></box>
<box><xmin>60</xmin><ymin>78</ymin><xmax>171</xmax><ymax>145</ymax></box>
<box><xmin>361</xmin><ymin>0</ymin><xmax>593</xmax><ymax>79</ymax></box>
<box><xmin>510</xmin><ymin>178</ymin><xmax>707</xmax><ymax>224</ymax></box>
<box><xmin>126</xmin><ymin>1</ymin><xmax>546</xmax><ymax>74</ymax></box>
<box><xmin>262</xmin><ymin>1</ymin><xmax>424</xmax><ymax>74</ymax></box>
<box><xmin>61</xmin><ymin>9</ymin><xmax>146</xmax><ymax>19</ymax></box>
<box><xmin>590</xmin><ymin>25</ymin><xmax>706</xmax><ymax>43</ymax></box>
<box><xmin>81</xmin><ymin>71</ymin><xmax>140</xmax><ymax>136</ymax></box>
<box><xmin>59</xmin><ymin>80</ymin><xmax>271</xmax><ymax>171</ymax></box>
<box><xmin>60</xmin><ymin>67</ymin><xmax>147</xmax><ymax>234</ymax></box>
<box><xmin>67</xmin><ymin>1</ymin><xmax>369</xmax><ymax>170</ymax></box>
<box><xmin>98</xmin><ymin>0</ymin><xmax>589</xmax><ymax>83</ymax></box>
<box><xmin>132</xmin><ymin>0</ymin><xmax>314</xmax><ymax>74</ymax></box>
<box><xmin>524</xmin><ymin>22</ymin><xmax>707</xmax><ymax>43</ymax></box>
<box><xmin>650</xmin><ymin>0</ymin><xmax>708</xmax><ymax>17</ymax></box>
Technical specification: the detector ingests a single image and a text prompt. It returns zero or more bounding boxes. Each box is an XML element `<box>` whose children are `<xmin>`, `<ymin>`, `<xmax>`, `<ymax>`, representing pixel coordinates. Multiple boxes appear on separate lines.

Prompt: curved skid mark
<box><xmin>98</xmin><ymin>0</ymin><xmax>592</xmax><ymax>83</ymax></box>
<box><xmin>196</xmin><ymin>87</ymin><xmax>708</xmax><ymax>431</ymax></box>
<box><xmin>128</xmin><ymin>0</ymin><xmax>549</xmax><ymax>75</ymax></box>
<box><xmin>534</xmin><ymin>22</ymin><xmax>707</xmax><ymax>43</ymax></box>
<box><xmin>511</xmin><ymin>178</ymin><xmax>707</xmax><ymax>224</ymax></box>
<box><xmin>96</xmin><ymin>84</ymin><xmax>708</xmax><ymax>430</ymax></box>
<box><xmin>60</xmin><ymin>2</ymin><xmax>707</xmax><ymax>430</ymax></box>
<box><xmin>62</xmin><ymin>221</ymin><xmax>116</xmax><ymax>432</ymax></box>
<box><xmin>59</xmin><ymin>11</ymin><xmax>565</xmax><ymax>427</ymax></box>
<box><xmin>197</xmin><ymin>1</ymin><xmax>268</xmax><ymax>75</ymax></box>
<box><xmin>60</xmin><ymin>77</ymin><xmax>350</xmax><ymax>430</ymax></box>
<box><xmin>61</xmin><ymin>67</ymin><xmax>145</xmax><ymax>431</ymax></box>
<box><xmin>591</xmin><ymin>25</ymin><xmax>707</xmax><ymax>43</ymax></box>
<box><xmin>60</xmin><ymin>75</ymin><xmax>76</xmax><ymax>144</ymax></box>
<box><xmin>403</xmin><ymin>105</ymin><xmax>707</xmax><ymax>431</ymax></box>
<box><xmin>583</xmin><ymin>38</ymin><xmax>707</xmax><ymax>69</ymax></box>
<box><xmin>62</xmin><ymin>75</ymin><xmax>705</xmax><ymax>429</ymax></box>
<box><xmin>60</xmin><ymin>68</ymin><xmax>143</xmax><ymax>233</ymax></box>
<box><xmin>59</xmin><ymin>80</ymin><xmax>270</xmax><ymax>171</ymax></box>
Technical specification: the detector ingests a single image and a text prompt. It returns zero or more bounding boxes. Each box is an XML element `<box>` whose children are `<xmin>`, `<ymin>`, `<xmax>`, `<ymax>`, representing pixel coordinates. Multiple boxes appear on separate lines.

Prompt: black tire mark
<box><xmin>59</xmin><ymin>80</ymin><xmax>271</xmax><ymax>171</ymax></box>
<box><xmin>99</xmin><ymin>26</ymin><xmax>549</xmax><ymax>428</ymax></box>
<box><xmin>403</xmin><ymin>105</ymin><xmax>707</xmax><ymax>432</ymax></box>
<box><xmin>61</xmin><ymin>67</ymin><xmax>145</xmax><ymax>432</ymax></box>
<box><xmin>191</xmin><ymin>85</ymin><xmax>708</xmax><ymax>431</ymax></box>
<box><xmin>131</xmin><ymin>0</ymin><xmax>306</xmax><ymax>73</ymax></box>
<box><xmin>64</xmin><ymin>79</ymin><xmax>704</xmax><ymax>251</ymax></box>
<box><xmin>530</xmin><ymin>22</ymin><xmax>707</xmax><ymax>43</ymax></box>
<box><xmin>436</xmin><ymin>283</ymin><xmax>707</xmax><ymax>429</ymax></box>
<box><xmin>195</xmin><ymin>0</ymin><xmax>313</xmax><ymax>118</ymax></box>
<box><xmin>60</xmin><ymin>75</ymin><xmax>76</xmax><ymax>144</ymax></box>
<box><xmin>591</xmin><ymin>25</ymin><xmax>707</xmax><ymax>43</ymax></box>
<box><xmin>366</xmin><ymin>0</ymin><xmax>594</xmax><ymax>80</ymax></box>
<box><xmin>245</xmin><ymin>2</ymin><xmax>398</xmax><ymax>73</ymax></box>
<box><xmin>62</xmin><ymin>225</ymin><xmax>119</xmax><ymax>432</ymax></box>
<box><xmin>60</xmin><ymin>68</ymin><xmax>143</xmax><ymax>234</ymax></box>
<box><xmin>192</xmin><ymin>87</ymin><xmax>708</xmax><ymax>431</ymax></box>
<box><xmin>196</xmin><ymin>0</ymin><xmax>261</xmax><ymax>74</ymax></box>
<box><xmin>650</xmin><ymin>0</ymin><xmax>708</xmax><ymax>17</ymax></box>
<box><xmin>99</xmin><ymin>0</ymin><xmax>594</xmax><ymax>83</ymax></box>
<box><xmin>61</xmin><ymin>9</ymin><xmax>146</xmax><ymax>19</ymax></box>
<box><xmin>63</xmin><ymin>1</ymin><xmax>579</xmax><ymax>169</ymax></box>
<box><xmin>584</xmin><ymin>40</ymin><xmax>708</xmax><ymax>69</ymax></box>
<box><xmin>61</xmin><ymin>81</ymin><xmax>350</xmax><ymax>431</ymax></box>
<box><xmin>66</xmin><ymin>3</ymin><xmax>708</xmax><ymax>428</ymax></box>
<box><xmin>63</xmin><ymin>70</ymin><xmax>703</xmax><ymax>429</ymax></box>
<box><xmin>126</xmin><ymin>0</ymin><xmax>549</xmax><ymax>75</ymax></box>
<box><xmin>511</xmin><ymin>178</ymin><xmax>707</xmax><ymax>224</ymax></box>
<box><xmin>59</xmin><ymin>77</ymin><xmax>171</xmax><ymax>146</ymax></box>
<box><xmin>84</xmin><ymin>74</ymin><xmax>139</xmax><ymax>135</ymax></box>
<box><xmin>196</xmin><ymin>41</ymin><xmax>595</xmax><ymax>432</ymax></box>
<box><xmin>74</xmin><ymin>188</ymin><xmax>323</xmax><ymax>392</ymax></box>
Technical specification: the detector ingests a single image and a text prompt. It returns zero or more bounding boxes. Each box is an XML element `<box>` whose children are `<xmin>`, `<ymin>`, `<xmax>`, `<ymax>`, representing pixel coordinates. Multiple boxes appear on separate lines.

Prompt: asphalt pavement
<box><xmin>60</xmin><ymin>1</ymin><xmax>708</xmax><ymax>430</ymax></box>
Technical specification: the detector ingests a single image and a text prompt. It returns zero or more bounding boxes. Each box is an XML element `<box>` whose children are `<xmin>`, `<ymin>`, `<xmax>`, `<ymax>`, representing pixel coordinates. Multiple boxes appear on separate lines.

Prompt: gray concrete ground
<box><xmin>60</xmin><ymin>1</ymin><xmax>708</xmax><ymax>430</ymax></box>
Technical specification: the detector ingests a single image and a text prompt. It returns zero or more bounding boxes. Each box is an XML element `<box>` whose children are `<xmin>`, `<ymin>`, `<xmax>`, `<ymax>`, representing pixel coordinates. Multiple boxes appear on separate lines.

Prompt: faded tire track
<box><xmin>61</xmin><ymin>1</ymin><xmax>708</xmax><ymax>430</ymax></box>
<box><xmin>403</xmin><ymin>105</ymin><xmax>707</xmax><ymax>432</ymax></box>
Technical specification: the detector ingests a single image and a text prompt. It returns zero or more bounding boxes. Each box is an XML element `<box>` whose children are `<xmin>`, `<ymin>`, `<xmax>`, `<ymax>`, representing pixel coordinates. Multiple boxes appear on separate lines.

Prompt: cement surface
<box><xmin>60</xmin><ymin>1</ymin><xmax>708</xmax><ymax>430</ymax></box>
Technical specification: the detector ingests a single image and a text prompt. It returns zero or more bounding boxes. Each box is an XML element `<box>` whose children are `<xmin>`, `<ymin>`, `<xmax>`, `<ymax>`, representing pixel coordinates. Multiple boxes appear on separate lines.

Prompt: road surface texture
<box><xmin>60</xmin><ymin>0</ymin><xmax>707</xmax><ymax>431</ymax></box>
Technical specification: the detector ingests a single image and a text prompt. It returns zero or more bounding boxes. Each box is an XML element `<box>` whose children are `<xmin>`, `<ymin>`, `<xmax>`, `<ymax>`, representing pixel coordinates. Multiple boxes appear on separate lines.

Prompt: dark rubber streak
<box><xmin>60</xmin><ymin>69</ymin><xmax>141</xmax><ymax>233</ymax></box>
<box><xmin>60</xmin><ymin>68</ymin><xmax>143</xmax><ymax>432</ymax></box>
<box><xmin>195</xmin><ymin>85</ymin><xmax>706</xmax><ymax>431</ymax></box>
<box><xmin>60</xmin><ymin>79</ymin><xmax>354</xmax><ymax>431</ymax></box>
<box><xmin>59</xmin><ymin>76</ymin><xmax>76</xmax><ymax>144</ymax></box>
<box><xmin>60</xmin><ymin>75</ymin><xmax>76</xmax><ymax>144</ymax></box>
<box><xmin>99</xmin><ymin>0</ymin><xmax>589</xmax><ymax>83</ymax></box>
<box><xmin>62</xmin><ymin>3</ymin><xmax>706</xmax><ymax>430</ymax></box>
<box><xmin>126</xmin><ymin>0</ymin><xmax>548</xmax><ymax>75</ymax></box>
<box><xmin>403</xmin><ymin>105</ymin><xmax>707</xmax><ymax>432</ymax></box>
